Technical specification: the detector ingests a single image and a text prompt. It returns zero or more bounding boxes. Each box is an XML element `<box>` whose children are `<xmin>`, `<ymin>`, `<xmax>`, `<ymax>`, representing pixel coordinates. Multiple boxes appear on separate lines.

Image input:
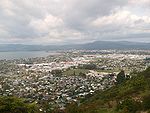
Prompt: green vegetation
<box><xmin>0</xmin><ymin>96</ymin><xmax>39</xmax><ymax>113</ymax></box>
<box><xmin>116</xmin><ymin>70</ymin><xmax>126</xmax><ymax>85</ymax></box>
<box><xmin>96</xmin><ymin>69</ymin><xmax>119</xmax><ymax>73</ymax></box>
<box><xmin>63</xmin><ymin>67</ymin><xmax>150</xmax><ymax>113</ymax></box>
<box><xmin>63</xmin><ymin>69</ymin><xmax>89</xmax><ymax>76</ymax></box>
<box><xmin>143</xmin><ymin>94</ymin><xmax>150</xmax><ymax>110</ymax></box>
<box><xmin>1</xmin><ymin>67</ymin><xmax>150</xmax><ymax>113</ymax></box>
<box><xmin>79</xmin><ymin>64</ymin><xmax>97</xmax><ymax>70</ymax></box>
<box><xmin>116</xmin><ymin>98</ymin><xmax>141</xmax><ymax>113</ymax></box>
<box><xmin>51</xmin><ymin>69</ymin><xmax>62</xmax><ymax>76</ymax></box>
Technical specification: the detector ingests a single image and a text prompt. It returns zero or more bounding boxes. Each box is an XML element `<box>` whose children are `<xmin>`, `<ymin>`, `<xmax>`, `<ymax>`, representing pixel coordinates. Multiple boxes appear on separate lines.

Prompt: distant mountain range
<box><xmin>0</xmin><ymin>41</ymin><xmax>150</xmax><ymax>51</ymax></box>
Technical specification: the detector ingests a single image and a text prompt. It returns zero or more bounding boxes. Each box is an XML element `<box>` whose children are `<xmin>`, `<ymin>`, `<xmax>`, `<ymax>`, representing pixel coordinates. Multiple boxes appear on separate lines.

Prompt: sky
<box><xmin>0</xmin><ymin>0</ymin><xmax>150</xmax><ymax>45</ymax></box>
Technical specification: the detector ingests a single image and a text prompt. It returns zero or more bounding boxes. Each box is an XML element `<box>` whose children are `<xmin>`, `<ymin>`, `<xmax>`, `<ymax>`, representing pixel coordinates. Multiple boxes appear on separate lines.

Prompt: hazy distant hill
<box><xmin>0</xmin><ymin>41</ymin><xmax>150</xmax><ymax>51</ymax></box>
<box><xmin>79</xmin><ymin>41</ymin><xmax>150</xmax><ymax>50</ymax></box>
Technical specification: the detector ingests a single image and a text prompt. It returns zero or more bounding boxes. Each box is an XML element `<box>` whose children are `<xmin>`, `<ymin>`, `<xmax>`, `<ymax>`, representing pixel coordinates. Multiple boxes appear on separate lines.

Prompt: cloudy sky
<box><xmin>0</xmin><ymin>0</ymin><xmax>150</xmax><ymax>45</ymax></box>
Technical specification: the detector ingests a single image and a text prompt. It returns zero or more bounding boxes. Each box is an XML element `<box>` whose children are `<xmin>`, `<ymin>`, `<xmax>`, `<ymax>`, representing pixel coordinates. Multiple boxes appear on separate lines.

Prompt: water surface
<box><xmin>0</xmin><ymin>51</ymin><xmax>58</xmax><ymax>60</ymax></box>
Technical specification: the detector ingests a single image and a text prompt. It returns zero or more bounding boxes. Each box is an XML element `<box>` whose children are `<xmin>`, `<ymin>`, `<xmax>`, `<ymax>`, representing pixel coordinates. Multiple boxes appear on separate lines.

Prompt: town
<box><xmin>0</xmin><ymin>50</ymin><xmax>150</xmax><ymax>111</ymax></box>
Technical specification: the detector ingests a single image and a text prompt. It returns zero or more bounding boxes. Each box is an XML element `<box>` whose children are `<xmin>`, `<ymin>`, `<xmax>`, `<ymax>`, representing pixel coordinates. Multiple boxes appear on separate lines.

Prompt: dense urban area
<box><xmin>0</xmin><ymin>50</ymin><xmax>150</xmax><ymax>113</ymax></box>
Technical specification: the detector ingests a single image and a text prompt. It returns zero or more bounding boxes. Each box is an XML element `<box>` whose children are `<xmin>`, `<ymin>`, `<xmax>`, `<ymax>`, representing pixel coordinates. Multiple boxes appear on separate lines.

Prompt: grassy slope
<box><xmin>63</xmin><ymin>69</ymin><xmax>89</xmax><ymax>76</ymax></box>
<box><xmin>65</xmin><ymin>67</ymin><xmax>150</xmax><ymax>113</ymax></box>
<box><xmin>0</xmin><ymin>96</ymin><xmax>39</xmax><ymax>113</ymax></box>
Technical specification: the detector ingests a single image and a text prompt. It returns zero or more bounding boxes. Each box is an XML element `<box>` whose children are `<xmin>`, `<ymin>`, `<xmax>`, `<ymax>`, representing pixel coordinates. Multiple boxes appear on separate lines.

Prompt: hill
<box><xmin>0</xmin><ymin>41</ymin><xmax>150</xmax><ymax>51</ymax></box>
<box><xmin>0</xmin><ymin>68</ymin><xmax>150</xmax><ymax>113</ymax></box>
<box><xmin>0</xmin><ymin>96</ymin><xmax>39</xmax><ymax>113</ymax></box>
<box><xmin>64</xmin><ymin>67</ymin><xmax>150</xmax><ymax>113</ymax></box>
<box><xmin>80</xmin><ymin>41</ymin><xmax>150</xmax><ymax>50</ymax></box>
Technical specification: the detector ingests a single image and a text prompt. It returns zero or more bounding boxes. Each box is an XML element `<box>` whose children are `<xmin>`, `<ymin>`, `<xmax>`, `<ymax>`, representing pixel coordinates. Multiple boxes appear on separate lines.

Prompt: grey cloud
<box><xmin>63</xmin><ymin>0</ymin><xmax>127</xmax><ymax>30</ymax></box>
<box><xmin>0</xmin><ymin>0</ymin><xmax>149</xmax><ymax>44</ymax></box>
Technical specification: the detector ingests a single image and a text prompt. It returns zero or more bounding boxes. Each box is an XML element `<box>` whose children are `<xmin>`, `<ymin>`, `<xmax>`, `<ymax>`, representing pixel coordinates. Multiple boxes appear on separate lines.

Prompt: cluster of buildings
<box><xmin>84</xmin><ymin>54</ymin><xmax>149</xmax><ymax>73</ymax></box>
<box><xmin>0</xmin><ymin>70</ymin><xmax>116</xmax><ymax>109</ymax></box>
<box><xmin>17</xmin><ymin>53</ymin><xmax>149</xmax><ymax>74</ymax></box>
<box><xmin>0</xmin><ymin>50</ymin><xmax>150</xmax><ymax>110</ymax></box>
<box><xmin>17</xmin><ymin>56</ymin><xmax>92</xmax><ymax>73</ymax></box>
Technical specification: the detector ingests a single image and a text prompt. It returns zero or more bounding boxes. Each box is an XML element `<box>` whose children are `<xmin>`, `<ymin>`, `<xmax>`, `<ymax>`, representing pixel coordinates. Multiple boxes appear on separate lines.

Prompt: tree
<box><xmin>0</xmin><ymin>96</ymin><xmax>39</xmax><ymax>113</ymax></box>
<box><xmin>116</xmin><ymin>98</ymin><xmax>141</xmax><ymax>113</ymax></box>
<box><xmin>141</xmin><ymin>67</ymin><xmax>150</xmax><ymax>78</ymax></box>
<box><xmin>78</xmin><ymin>72</ymin><xmax>86</xmax><ymax>78</ymax></box>
<box><xmin>65</xmin><ymin>102</ymin><xmax>80</xmax><ymax>113</ymax></box>
<box><xmin>51</xmin><ymin>69</ymin><xmax>62</xmax><ymax>76</ymax></box>
<box><xmin>116</xmin><ymin>70</ymin><xmax>126</xmax><ymax>84</ymax></box>
<box><xmin>79</xmin><ymin>64</ymin><xmax>97</xmax><ymax>70</ymax></box>
<box><xmin>143</xmin><ymin>94</ymin><xmax>150</xmax><ymax>110</ymax></box>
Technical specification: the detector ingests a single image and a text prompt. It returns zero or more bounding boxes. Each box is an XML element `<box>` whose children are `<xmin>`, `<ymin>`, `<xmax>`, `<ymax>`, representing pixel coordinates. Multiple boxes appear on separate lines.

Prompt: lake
<box><xmin>0</xmin><ymin>51</ymin><xmax>59</xmax><ymax>60</ymax></box>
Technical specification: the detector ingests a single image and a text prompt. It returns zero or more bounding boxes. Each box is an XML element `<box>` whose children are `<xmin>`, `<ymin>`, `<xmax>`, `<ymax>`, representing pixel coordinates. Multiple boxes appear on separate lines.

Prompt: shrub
<box><xmin>0</xmin><ymin>96</ymin><xmax>39</xmax><ymax>113</ymax></box>
<box><xmin>143</xmin><ymin>94</ymin><xmax>150</xmax><ymax>110</ymax></box>
<box><xmin>116</xmin><ymin>98</ymin><xmax>141</xmax><ymax>113</ymax></box>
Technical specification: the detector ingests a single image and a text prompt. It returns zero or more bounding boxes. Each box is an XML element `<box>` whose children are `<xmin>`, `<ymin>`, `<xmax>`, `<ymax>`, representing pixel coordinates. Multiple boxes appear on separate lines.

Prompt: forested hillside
<box><xmin>64</xmin><ymin>67</ymin><xmax>150</xmax><ymax>113</ymax></box>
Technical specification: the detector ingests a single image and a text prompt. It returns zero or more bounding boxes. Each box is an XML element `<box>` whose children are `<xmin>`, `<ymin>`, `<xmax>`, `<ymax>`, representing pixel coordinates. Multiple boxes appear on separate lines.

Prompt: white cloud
<box><xmin>92</xmin><ymin>10</ymin><xmax>150</xmax><ymax>32</ymax></box>
<box><xmin>129</xmin><ymin>0</ymin><xmax>150</xmax><ymax>5</ymax></box>
<box><xmin>0</xmin><ymin>0</ymin><xmax>150</xmax><ymax>44</ymax></box>
<box><xmin>30</xmin><ymin>14</ymin><xmax>64</xmax><ymax>33</ymax></box>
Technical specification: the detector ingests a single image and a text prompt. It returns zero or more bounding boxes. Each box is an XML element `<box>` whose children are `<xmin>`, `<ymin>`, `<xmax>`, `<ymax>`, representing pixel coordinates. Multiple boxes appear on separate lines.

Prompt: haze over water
<box><xmin>0</xmin><ymin>51</ymin><xmax>57</xmax><ymax>60</ymax></box>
